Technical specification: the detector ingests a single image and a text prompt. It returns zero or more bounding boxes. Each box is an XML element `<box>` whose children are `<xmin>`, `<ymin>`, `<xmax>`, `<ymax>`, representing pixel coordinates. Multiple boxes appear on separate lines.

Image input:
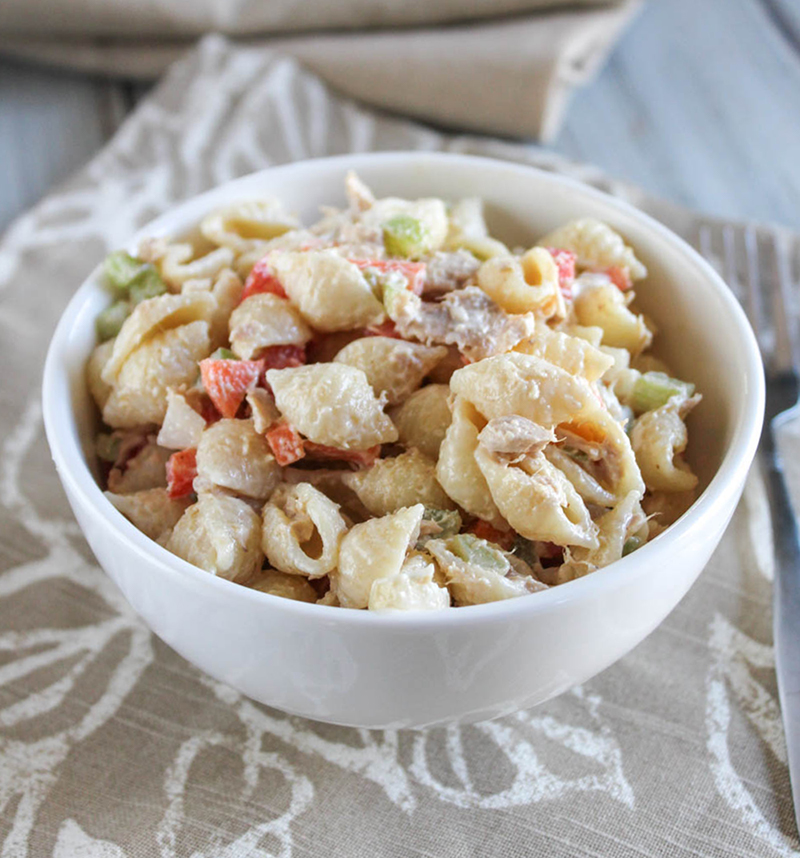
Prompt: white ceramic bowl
<box><xmin>42</xmin><ymin>152</ymin><xmax>764</xmax><ymax>729</ymax></box>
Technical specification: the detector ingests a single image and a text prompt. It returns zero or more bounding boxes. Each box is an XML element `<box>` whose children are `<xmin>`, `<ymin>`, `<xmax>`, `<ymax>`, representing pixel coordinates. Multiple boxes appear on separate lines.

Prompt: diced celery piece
<box><xmin>96</xmin><ymin>433</ymin><xmax>121</xmax><ymax>463</ymax></box>
<box><xmin>381</xmin><ymin>279</ymin><xmax>407</xmax><ymax>319</ymax></box>
<box><xmin>383</xmin><ymin>215</ymin><xmax>426</xmax><ymax>258</ymax></box>
<box><xmin>565</xmin><ymin>447</ymin><xmax>590</xmax><ymax>465</ymax></box>
<box><xmin>362</xmin><ymin>266</ymin><xmax>407</xmax><ymax>304</ymax></box>
<box><xmin>425</xmin><ymin>508</ymin><xmax>461</xmax><ymax>536</ymax></box>
<box><xmin>622</xmin><ymin>536</ymin><xmax>642</xmax><ymax>556</ymax></box>
<box><xmin>96</xmin><ymin>300</ymin><xmax>132</xmax><ymax>341</ymax></box>
<box><xmin>512</xmin><ymin>535</ymin><xmax>537</xmax><ymax>567</ymax></box>
<box><xmin>361</xmin><ymin>267</ymin><xmax>381</xmax><ymax>296</ymax></box>
<box><xmin>417</xmin><ymin>508</ymin><xmax>462</xmax><ymax>547</ymax></box>
<box><xmin>448</xmin><ymin>533</ymin><xmax>508</xmax><ymax>572</ymax></box>
<box><xmin>128</xmin><ymin>265</ymin><xmax>167</xmax><ymax>304</ymax></box>
<box><xmin>631</xmin><ymin>371</ymin><xmax>694</xmax><ymax>413</ymax></box>
<box><xmin>104</xmin><ymin>250</ymin><xmax>167</xmax><ymax>303</ymax></box>
<box><xmin>104</xmin><ymin>251</ymin><xmax>143</xmax><ymax>294</ymax></box>
<box><xmin>210</xmin><ymin>347</ymin><xmax>237</xmax><ymax>361</ymax></box>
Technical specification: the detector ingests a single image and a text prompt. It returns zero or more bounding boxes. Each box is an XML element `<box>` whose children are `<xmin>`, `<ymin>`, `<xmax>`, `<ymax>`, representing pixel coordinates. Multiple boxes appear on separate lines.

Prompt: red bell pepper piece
<box><xmin>198</xmin><ymin>396</ymin><xmax>221</xmax><ymax>425</ymax></box>
<box><xmin>363</xmin><ymin>320</ymin><xmax>402</xmax><ymax>339</ymax></box>
<box><xmin>266</xmin><ymin>422</ymin><xmax>306</xmax><ymax>466</ymax></box>
<box><xmin>466</xmin><ymin>520</ymin><xmax>515</xmax><ymax>551</ymax></box>
<box><xmin>166</xmin><ymin>448</ymin><xmax>197</xmax><ymax>499</ymax></box>
<box><xmin>241</xmin><ymin>255</ymin><xmax>287</xmax><ymax>302</ymax></box>
<box><xmin>260</xmin><ymin>344</ymin><xmax>306</xmax><ymax>371</ymax></box>
<box><xmin>303</xmin><ymin>441</ymin><xmax>380</xmax><ymax>470</ymax></box>
<box><xmin>546</xmin><ymin>247</ymin><xmax>577</xmax><ymax>300</ymax></box>
<box><xmin>606</xmin><ymin>265</ymin><xmax>632</xmax><ymax>292</ymax></box>
<box><xmin>199</xmin><ymin>357</ymin><xmax>264</xmax><ymax>419</ymax></box>
<box><xmin>349</xmin><ymin>259</ymin><xmax>426</xmax><ymax>295</ymax></box>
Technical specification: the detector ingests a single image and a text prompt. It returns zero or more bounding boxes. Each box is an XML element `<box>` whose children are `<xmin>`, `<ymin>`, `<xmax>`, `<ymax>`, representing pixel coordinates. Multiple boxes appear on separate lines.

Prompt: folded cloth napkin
<box><xmin>2</xmin><ymin>36</ymin><xmax>799</xmax><ymax>858</ymax></box>
<box><xmin>0</xmin><ymin>0</ymin><xmax>641</xmax><ymax>141</ymax></box>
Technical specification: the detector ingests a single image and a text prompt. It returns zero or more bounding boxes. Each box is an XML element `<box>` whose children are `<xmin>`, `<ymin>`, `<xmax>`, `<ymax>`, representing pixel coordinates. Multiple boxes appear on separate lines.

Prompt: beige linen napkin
<box><xmin>0</xmin><ymin>0</ymin><xmax>641</xmax><ymax>141</ymax></box>
<box><xmin>2</xmin><ymin>35</ymin><xmax>799</xmax><ymax>858</ymax></box>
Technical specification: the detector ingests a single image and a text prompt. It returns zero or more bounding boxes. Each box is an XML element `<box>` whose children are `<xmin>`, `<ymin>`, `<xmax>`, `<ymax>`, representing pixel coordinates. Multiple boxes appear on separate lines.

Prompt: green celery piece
<box><xmin>210</xmin><ymin>347</ymin><xmax>237</xmax><ymax>361</ymax></box>
<box><xmin>448</xmin><ymin>533</ymin><xmax>508</xmax><ymax>572</ymax></box>
<box><xmin>128</xmin><ymin>265</ymin><xmax>167</xmax><ymax>304</ymax></box>
<box><xmin>96</xmin><ymin>433</ymin><xmax>121</xmax><ymax>463</ymax></box>
<box><xmin>96</xmin><ymin>300</ymin><xmax>132</xmax><ymax>341</ymax></box>
<box><xmin>417</xmin><ymin>508</ymin><xmax>462</xmax><ymax>547</ymax></box>
<box><xmin>631</xmin><ymin>371</ymin><xmax>695</xmax><ymax>413</ymax></box>
<box><xmin>381</xmin><ymin>279</ymin><xmax>407</xmax><ymax>319</ymax></box>
<box><xmin>104</xmin><ymin>250</ymin><xmax>167</xmax><ymax>303</ymax></box>
<box><xmin>512</xmin><ymin>535</ymin><xmax>537</xmax><ymax>567</ymax></box>
<box><xmin>565</xmin><ymin>447</ymin><xmax>590</xmax><ymax>465</ymax></box>
<box><xmin>622</xmin><ymin>536</ymin><xmax>642</xmax><ymax>556</ymax></box>
<box><xmin>362</xmin><ymin>266</ymin><xmax>405</xmax><ymax>304</ymax></box>
<box><xmin>383</xmin><ymin>214</ymin><xmax>426</xmax><ymax>258</ymax></box>
<box><xmin>425</xmin><ymin>508</ymin><xmax>461</xmax><ymax>537</ymax></box>
<box><xmin>360</xmin><ymin>267</ymin><xmax>381</xmax><ymax>299</ymax></box>
<box><xmin>104</xmin><ymin>251</ymin><xmax>143</xmax><ymax>294</ymax></box>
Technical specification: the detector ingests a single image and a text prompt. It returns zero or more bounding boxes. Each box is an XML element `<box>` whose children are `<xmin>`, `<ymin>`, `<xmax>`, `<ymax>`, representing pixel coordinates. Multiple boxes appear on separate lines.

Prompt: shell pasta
<box><xmin>88</xmin><ymin>172</ymin><xmax>701</xmax><ymax>611</ymax></box>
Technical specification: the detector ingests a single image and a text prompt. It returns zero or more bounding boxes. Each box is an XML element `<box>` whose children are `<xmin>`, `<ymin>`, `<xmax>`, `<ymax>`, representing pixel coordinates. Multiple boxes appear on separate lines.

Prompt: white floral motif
<box><xmin>203</xmin><ymin>678</ymin><xmax>417</xmax><ymax>813</ymax></box>
<box><xmin>199</xmin><ymin>677</ymin><xmax>633</xmax><ymax>817</ymax></box>
<box><xmin>0</xmin><ymin>399</ymin><xmax>317</xmax><ymax>858</ymax></box>
<box><xmin>156</xmin><ymin>732</ymin><xmax>313</xmax><ymax>858</ymax></box>
<box><xmin>410</xmin><ymin>687</ymin><xmax>634</xmax><ymax>809</ymax></box>
<box><xmin>706</xmin><ymin>613</ymin><xmax>798</xmax><ymax>857</ymax></box>
<box><xmin>0</xmin><ymin>400</ymin><xmax>154</xmax><ymax>858</ymax></box>
<box><xmin>54</xmin><ymin>820</ymin><xmax>127</xmax><ymax>858</ymax></box>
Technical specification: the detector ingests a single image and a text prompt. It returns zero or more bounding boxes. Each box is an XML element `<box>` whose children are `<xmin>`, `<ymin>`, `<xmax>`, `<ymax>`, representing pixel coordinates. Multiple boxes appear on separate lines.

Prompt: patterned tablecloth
<box><xmin>2</xmin><ymin>35</ymin><xmax>800</xmax><ymax>858</ymax></box>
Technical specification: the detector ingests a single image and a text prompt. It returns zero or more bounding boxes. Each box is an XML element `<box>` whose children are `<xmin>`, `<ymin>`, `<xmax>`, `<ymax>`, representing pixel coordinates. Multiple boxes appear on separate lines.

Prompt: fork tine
<box><xmin>697</xmin><ymin>223</ymin><xmax>713</xmax><ymax>267</ymax></box>
<box><xmin>721</xmin><ymin>225</ymin><xmax>742</xmax><ymax>300</ymax></box>
<box><xmin>743</xmin><ymin>226</ymin><xmax>764</xmax><ymax>347</ymax></box>
<box><xmin>770</xmin><ymin>231</ymin><xmax>800</xmax><ymax>373</ymax></box>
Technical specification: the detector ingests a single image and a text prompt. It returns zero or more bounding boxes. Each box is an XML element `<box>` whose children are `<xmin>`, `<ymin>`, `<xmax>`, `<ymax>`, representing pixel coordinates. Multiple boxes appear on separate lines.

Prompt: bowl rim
<box><xmin>42</xmin><ymin>150</ymin><xmax>766</xmax><ymax>630</ymax></box>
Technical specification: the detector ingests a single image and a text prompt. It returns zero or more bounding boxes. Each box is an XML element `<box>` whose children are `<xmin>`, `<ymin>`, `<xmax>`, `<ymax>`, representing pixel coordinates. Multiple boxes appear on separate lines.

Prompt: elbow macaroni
<box><xmin>261</xmin><ymin>483</ymin><xmax>347</xmax><ymax>578</ymax></box>
<box><xmin>167</xmin><ymin>493</ymin><xmax>263</xmax><ymax>583</ymax></box>
<box><xmin>477</xmin><ymin>248</ymin><xmax>565</xmax><ymax>319</ymax></box>
<box><xmin>229</xmin><ymin>293</ymin><xmax>312</xmax><ymax>359</ymax></box>
<box><xmin>389</xmin><ymin>383</ymin><xmax>452</xmax><ymax>459</ymax></box>
<box><xmin>538</xmin><ymin>218</ymin><xmax>647</xmax><ymax>280</ymax></box>
<box><xmin>267</xmin><ymin>363</ymin><xmax>398</xmax><ymax>449</ymax></box>
<box><xmin>334</xmin><ymin>505</ymin><xmax>424</xmax><ymax>608</ymax></box>
<box><xmin>270</xmin><ymin>250</ymin><xmax>385</xmax><ymax>332</ymax></box>
<box><xmin>342</xmin><ymin>448</ymin><xmax>454</xmax><ymax>516</ymax></box>
<box><xmin>333</xmin><ymin>336</ymin><xmax>447</xmax><ymax>405</ymax></box>
<box><xmin>195</xmin><ymin>418</ymin><xmax>281</xmax><ymax>499</ymax></box>
<box><xmin>436</xmin><ymin>397</ymin><xmax>506</xmax><ymax>528</ymax></box>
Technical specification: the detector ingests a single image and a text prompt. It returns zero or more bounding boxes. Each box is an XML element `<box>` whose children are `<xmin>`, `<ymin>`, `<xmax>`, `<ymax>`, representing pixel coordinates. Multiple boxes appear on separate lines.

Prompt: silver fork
<box><xmin>697</xmin><ymin>221</ymin><xmax>800</xmax><ymax>833</ymax></box>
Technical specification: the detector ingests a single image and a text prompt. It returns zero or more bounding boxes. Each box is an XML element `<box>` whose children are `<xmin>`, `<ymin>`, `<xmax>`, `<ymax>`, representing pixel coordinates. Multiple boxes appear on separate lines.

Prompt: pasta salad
<box><xmin>87</xmin><ymin>172</ymin><xmax>701</xmax><ymax>611</ymax></box>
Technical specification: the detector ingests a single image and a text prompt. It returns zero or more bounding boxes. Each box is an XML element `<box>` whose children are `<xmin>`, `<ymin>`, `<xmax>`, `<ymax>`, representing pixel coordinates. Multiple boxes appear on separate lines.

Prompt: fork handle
<box><xmin>766</xmin><ymin>425</ymin><xmax>800</xmax><ymax>833</ymax></box>
<box><xmin>766</xmin><ymin>435</ymin><xmax>800</xmax><ymax>695</ymax></box>
<box><xmin>766</xmin><ymin>418</ymin><xmax>800</xmax><ymax>683</ymax></box>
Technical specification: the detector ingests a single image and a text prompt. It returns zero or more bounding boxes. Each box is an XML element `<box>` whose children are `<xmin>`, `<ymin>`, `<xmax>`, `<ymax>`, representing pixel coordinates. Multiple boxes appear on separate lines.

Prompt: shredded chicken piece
<box><xmin>107</xmin><ymin>434</ymin><xmax>170</xmax><ymax>494</ymax></box>
<box><xmin>555</xmin><ymin>426</ymin><xmax>603</xmax><ymax>461</ymax></box>
<box><xmin>678</xmin><ymin>393</ymin><xmax>702</xmax><ymax>418</ymax></box>
<box><xmin>544</xmin><ymin>446</ymin><xmax>616</xmax><ymax>507</ymax></box>
<box><xmin>390</xmin><ymin>286</ymin><xmax>535</xmax><ymax>362</ymax></box>
<box><xmin>555</xmin><ymin>423</ymin><xmax>629</xmax><ymax>493</ymax></box>
<box><xmin>309</xmin><ymin>208</ymin><xmax>383</xmax><ymax>249</ymax></box>
<box><xmin>478</xmin><ymin>416</ymin><xmax>556</xmax><ymax>464</ymax></box>
<box><xmin>345</xmin><ymin>171</ymin><xmax>375</xmax><ymax>212</ymax></box>
<box><xmin>423</xmin><ymin>250</ymin><xmax>481</xmax><ymax>295</ymax></box>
